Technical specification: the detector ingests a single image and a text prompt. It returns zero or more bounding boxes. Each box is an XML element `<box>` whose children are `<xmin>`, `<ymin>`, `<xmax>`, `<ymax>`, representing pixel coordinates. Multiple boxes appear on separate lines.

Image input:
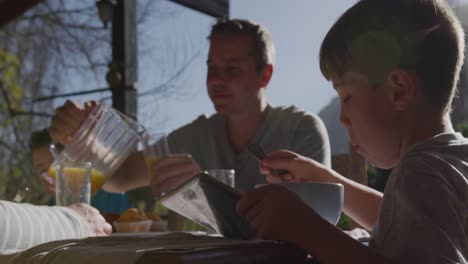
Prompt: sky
<box><xmin>232</xmin><ymin>0</ymin><xmax>355</xmax><ymax>113</ymax></box>
<box><xmin>44</xmin><ymin>0</ymin><xmax>468</xmax><ymax>135</ymax></box>
<box><xmin>135</xmin><ymin>0</ymin><xmax>357</xmax><ymax>133</ymax></box>
<box><xmin>27</xmin><ymin>0</ymin><xmax>468</xmax><ymax>156</ymax></box>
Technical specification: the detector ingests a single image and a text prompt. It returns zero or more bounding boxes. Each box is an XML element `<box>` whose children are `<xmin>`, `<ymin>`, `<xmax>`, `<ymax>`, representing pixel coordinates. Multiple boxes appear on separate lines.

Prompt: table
<box><xmin>4</xmin><ymin>232</ymin><xmax>319</xmax><ymax>264</ymax></box>
<box><xmin>137</xmin><ymin>241</ymin><xmax>317</xmax><ymax>264</ymax></box>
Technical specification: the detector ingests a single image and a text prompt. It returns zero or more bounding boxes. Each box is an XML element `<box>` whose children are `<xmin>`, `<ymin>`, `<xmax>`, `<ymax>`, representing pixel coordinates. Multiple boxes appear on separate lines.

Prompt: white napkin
<box><xmin>344</xmin><ymin>228</ymin><xmax>371</xmax><ymax>240</ymax></box>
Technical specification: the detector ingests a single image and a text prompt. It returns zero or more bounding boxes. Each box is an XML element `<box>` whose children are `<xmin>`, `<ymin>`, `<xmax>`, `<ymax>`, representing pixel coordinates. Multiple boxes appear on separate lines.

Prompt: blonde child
<box><xmin>237</xmin><ymin>0</ymin><xmax>468</xmax><ymax>263</ymax></box>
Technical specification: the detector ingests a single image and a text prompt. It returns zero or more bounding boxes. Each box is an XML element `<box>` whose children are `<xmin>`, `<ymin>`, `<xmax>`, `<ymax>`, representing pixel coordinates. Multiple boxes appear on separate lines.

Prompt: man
<box><xmin>147</xmin><ymin>18</ymin><xmax>331</xmax><ymax>197</ymax></box>
<box><xmin>50</xmin><ymin>19</ymin><xmax>330</xmax><ymax>198</ymax></box>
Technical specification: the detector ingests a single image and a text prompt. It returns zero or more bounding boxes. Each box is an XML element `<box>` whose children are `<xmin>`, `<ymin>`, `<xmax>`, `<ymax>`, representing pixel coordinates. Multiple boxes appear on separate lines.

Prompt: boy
<box><xmin>237</xmin><ymin>0</ymin><xmax>468</xmax><ymax>263</ymax></box>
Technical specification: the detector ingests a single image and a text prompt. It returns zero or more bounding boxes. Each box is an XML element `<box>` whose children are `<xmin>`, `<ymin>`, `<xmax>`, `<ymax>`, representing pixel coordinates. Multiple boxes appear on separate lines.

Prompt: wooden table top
<box><xmin>137</xmin><ymin>241</ymin><xmax>318</xmax><ymax>264</ymax></box>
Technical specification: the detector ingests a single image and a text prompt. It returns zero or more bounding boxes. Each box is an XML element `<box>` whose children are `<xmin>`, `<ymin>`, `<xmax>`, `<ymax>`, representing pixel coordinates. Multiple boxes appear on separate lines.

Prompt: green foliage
<box><xmin>0</xmin><ymin>50</ymin><xmax>20</xmax><ymax>86</ymax></box>
<box><xmin>0</xmin><ymin>49</ymin><xmax>23</xmax><ymax>125</ymax></box>
<box><xmin>337</xmin><ymin>213</ymin><xmax>352</xmax><ymax>230</ymax></box>
<box><xmin>455</xmin><ymin>122</ymin><xmax>468</xmax><ymax>137</ymax></box>
<box><xmin>337</xmin><ymin>166</ymin><xmax>391</xmax><ymax>231</ymax></box>
<box><xmin>0</xmin><ymin>49</ymin><xmax>49</xmax><ymax>204</ymax></box>
<box><xmin>367</xmin><ymin>165</ymin><xmax>391</xmax><ymax>192</ymax></box>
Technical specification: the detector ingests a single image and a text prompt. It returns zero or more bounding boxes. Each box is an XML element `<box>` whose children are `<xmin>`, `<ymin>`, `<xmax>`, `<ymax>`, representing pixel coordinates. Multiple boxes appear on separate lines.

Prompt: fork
<box><xmin>247</xmin><ymin>143</ymin><xmax>289</xmax><ymax>182</ymax></box>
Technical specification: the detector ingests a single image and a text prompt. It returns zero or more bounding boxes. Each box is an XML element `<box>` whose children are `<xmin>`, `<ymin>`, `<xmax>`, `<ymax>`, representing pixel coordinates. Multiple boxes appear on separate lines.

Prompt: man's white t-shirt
<box><xmin>167</xmin><ymin>105</ymin><xmax>331</xmax><ymax>190</ymax></box>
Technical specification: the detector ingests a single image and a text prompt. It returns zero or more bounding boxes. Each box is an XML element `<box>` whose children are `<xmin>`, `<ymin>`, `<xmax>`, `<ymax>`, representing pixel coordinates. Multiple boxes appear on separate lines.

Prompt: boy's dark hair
<box><xmin>29</xmin><ymin>128</ymin><xmax>62</xmax><ymax>151</ymax></box>
<box><xmin>208</xmin><ymin>18</ymin><xmax>276</xmax><ymax>71</ymax></box>
<box><xmin>320</xmin><ymin>0</ymin><xmax>465</xmax><ymax>113</ymax></box>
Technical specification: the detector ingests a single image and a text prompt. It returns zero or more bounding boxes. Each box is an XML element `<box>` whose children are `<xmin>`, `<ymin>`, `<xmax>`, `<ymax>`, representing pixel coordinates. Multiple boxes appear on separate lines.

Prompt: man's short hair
<box><xmin>319</xmin><ymin>0</ymin><xmax>465</xmax><ymax>113</ymax></box>
<box><xmin>209</xmin><ymin>18</ymin><xmax>276</xmax><ymax>71</ymax></box>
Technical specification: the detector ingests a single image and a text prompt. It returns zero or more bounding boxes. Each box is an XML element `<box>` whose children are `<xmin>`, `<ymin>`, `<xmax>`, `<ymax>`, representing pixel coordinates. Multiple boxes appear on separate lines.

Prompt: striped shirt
<box><xmin>0</xmin><ymin>201</ymin><xmax>92</xmax><ymax>250</ymax></box>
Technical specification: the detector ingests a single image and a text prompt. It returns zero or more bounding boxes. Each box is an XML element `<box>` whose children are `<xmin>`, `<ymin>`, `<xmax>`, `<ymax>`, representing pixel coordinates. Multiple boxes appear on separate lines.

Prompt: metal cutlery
<box><xmin>247</xmin><ymin>143</ymin><xmax>289</xmax><ymax>182</ymax></box>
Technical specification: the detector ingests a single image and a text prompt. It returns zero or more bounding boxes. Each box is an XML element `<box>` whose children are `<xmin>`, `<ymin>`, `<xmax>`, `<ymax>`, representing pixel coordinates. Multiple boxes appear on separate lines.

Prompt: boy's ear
<box><xmin>386</xmin><ymin>69</ymin><xmax>417</xmax><ymax>111</ymax></box>
<box><xmin>260</xmin><ymin>64</ymin><xmax>273</xmax><ymax>88</ymax></box>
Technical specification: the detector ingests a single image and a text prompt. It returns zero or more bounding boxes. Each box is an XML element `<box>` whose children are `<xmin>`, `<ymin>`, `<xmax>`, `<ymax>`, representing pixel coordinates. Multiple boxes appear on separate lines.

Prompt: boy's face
<box><xmin>332</xmin><ymin>71</ymin><xmax>401</xmax><ymax>168</ymax></box>
<box><xmin>206</xmin><ymin>33</ymin><xmax>269</xmax><ymax>116</ymax></box>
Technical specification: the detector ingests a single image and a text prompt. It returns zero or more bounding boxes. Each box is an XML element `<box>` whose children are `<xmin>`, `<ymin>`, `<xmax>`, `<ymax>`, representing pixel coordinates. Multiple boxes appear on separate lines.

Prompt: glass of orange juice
<box><xmin>142</xmin><ymin>133</ymin><xmax>170</xmax><ymax>173</ymax></box>
<box><xmin>48</xmin><ymin>166</ymin><xmax>106</xmax><ymax>196</ymax></box>
<box><xmin>142</xmin><ymin>133</ymin><xmax>170</xmax><ymax>216</ymax></box>
<box><xmin>54</xmin><ymin>161</ymin><xmax>92</xmax><ymax>206</ymax></box>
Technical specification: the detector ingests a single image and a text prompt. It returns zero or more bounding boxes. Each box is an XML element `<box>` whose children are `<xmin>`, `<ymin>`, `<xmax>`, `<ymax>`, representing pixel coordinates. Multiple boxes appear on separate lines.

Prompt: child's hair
<box><xmin>320</xmin><ymin>0</ymin><xmax>465</xmax><ymax>113</ymax></box>
<box><xmin>29</xmin><ymin>128</ymin><xmax>63</xmax><ymax>151</ymax></box>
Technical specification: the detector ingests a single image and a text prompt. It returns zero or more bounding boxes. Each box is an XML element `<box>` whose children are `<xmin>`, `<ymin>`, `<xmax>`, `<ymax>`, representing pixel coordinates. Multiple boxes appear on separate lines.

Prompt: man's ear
<box><xmin>386</xmin><ymin>69</ymin><xmax>417</xmax><ymax>111</ymax></box>
<box><xmin>260</xmin><ymin>64</ymin><xmax>273</xmax><ymax>88</ymax></box>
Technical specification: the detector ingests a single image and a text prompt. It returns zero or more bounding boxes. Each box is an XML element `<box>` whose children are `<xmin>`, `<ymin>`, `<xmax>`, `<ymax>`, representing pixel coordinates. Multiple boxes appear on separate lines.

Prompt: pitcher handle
<box><xmin>112</xmin><ymin>107</ymin><xmax>147</xmax><ymax>138</ymax></box>
<box><xmin>49</xmin><ymin>141</ymin><xmax>60</xmax><ymax>160</ymax></box>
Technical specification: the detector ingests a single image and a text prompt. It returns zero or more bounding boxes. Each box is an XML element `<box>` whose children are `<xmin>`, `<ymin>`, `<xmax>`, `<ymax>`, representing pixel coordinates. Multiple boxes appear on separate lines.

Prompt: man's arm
<box><xmin>49</xmin><ymin>100</ymin><xmax>151</xmax><ymax>193</ymax></box>
<box><xmin>102</xmin><ymin>151</ymin><xmax>150</xmax><ymax>193</ymax></box>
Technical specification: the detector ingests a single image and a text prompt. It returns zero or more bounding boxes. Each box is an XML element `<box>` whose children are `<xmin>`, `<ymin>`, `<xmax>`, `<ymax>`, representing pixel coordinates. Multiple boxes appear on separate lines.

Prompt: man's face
<box><xmin>332</xmin><ymin>71</ymin><xmax>400</xmax><ymax>168</ymax></box>
<box><xmin>207</xmin><ymin>33</ymin><xmax>267</xmax><ymax>115</ymax></box>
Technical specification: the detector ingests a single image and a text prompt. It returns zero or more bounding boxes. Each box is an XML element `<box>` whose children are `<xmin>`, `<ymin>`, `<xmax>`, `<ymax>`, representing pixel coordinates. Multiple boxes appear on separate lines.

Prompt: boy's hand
<box><xmin>260</xmin><ymin>150</ymin><xmax>330</xmax><ymax>183</ymax></box>
<box><xmin>149</xmin><ymin>154</ymin><xmax>201</xmax><ymax>198</ymax></box>
<box><xmin>236</xmin><ymin>185</ymin><xmax>314</xmax><ymax>242</ymax></box>
<box><xmin>49</xmin><ymin>100</ymin><xmax>97</xmax><ymax>145</ymax></box>
<box><xmin>68</xmin><ymin>203</ymin><xmax>112</xmax><ymax>236</ymax></box>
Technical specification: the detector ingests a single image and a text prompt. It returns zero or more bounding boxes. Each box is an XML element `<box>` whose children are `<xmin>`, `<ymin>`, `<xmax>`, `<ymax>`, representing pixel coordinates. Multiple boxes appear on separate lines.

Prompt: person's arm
<box><xmin>102</xmin><ymin>151</ymin><xmax>149</xmax><ymax>193</ymax></box>
<box><xmin>0</xmin><ymin>201</ymin><xmax>111</xmax><ymax>250</ymax></box>
<box><xmin>49</xmin><ymin>100</ymin><xmax>95</xmax><ymax>146</ymax></box>
<box><xmin>295</xmin><ymin>212</ymin><xmax>395</xmax><ymax>264</ymax></box>
<box><xmin>49</xmin><ymin>100</ymin><xmax>150</xmax><ymax>193</ymax></box>
<box><xmin>49</xmin><ymin>100</ymin><xmax>200</xmax><ymax>197</ymax></box>
<box><xmin>236</xmin><ymin>185</ymin><xmax>394</xmax><ymax>264</ymax></box>
<box><xmin>286</xmin><ymin>114</ymin><xmax>381</xmax><ymax>229</ymax></box>
<box><xmin>261</xmin><ymin>150</ymin><xmax>382</xmax><ymax>231</ymax></box>
<box><xmin>318</xmin><ymin>168</ymin><xmax>382</xmax><ymax>231</ymax></box>
<box><xmin>104</xmin><ymin>152</ymin><xmax>201</xmax><ymax>200</ymax></box>
<box><xmin>148</xmin><ymin>154</ymin><xmax>201</xmax><ymax>197</ymax></box>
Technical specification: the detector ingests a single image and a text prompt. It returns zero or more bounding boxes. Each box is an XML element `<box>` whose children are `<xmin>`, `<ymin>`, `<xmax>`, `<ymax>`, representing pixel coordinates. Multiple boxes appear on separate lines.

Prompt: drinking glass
<box><xmin>142</xmin><ymin>132</ymin><xmax>170</xmax><ymax>215</ymax></box>
<box><xmin>142</xmin><ymin>132</ymin><xmax>170</xmax><ymax>170</ymax></box>
<box><xmin>204</xmin><ymin>169</ymin><xmax>235</xmax><ymax>188</ymax></box>
<box><xmin>55</xmin><ymin>161</ymin><xmax>91</xmax><ymax>206</ymax></box>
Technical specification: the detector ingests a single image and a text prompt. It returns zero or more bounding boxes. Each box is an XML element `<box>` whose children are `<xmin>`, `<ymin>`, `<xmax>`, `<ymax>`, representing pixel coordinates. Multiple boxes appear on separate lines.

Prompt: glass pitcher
<box><xmin>49</xmin><ymin>103</ymin><xmax>146</xmax><ymax>194</ymax></box>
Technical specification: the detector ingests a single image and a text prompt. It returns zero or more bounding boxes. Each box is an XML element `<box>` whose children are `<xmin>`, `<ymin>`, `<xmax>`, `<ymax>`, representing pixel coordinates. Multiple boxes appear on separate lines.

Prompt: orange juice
<box><xmin>144</xmin><ymin>156</ymin><xmax>169</xmax><ymax>216</ymax></box>
<box><xmin>145</xmin><ymin>156</ymin><xmax>158</xmax><ymax>171</ymax></box>
<box><xmin>48</xmin><ymin>167</ymin><xmax>106</xmax><ymax>194</ymax></box>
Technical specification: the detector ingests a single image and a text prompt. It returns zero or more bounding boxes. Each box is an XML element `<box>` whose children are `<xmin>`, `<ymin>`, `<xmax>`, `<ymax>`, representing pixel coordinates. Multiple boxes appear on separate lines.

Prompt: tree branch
<box><xmin>10</xmin><ymin>110</ymin><xmax>53</xmax><ymax>118</ymax></box>
<box><xmin>0</xmin><ymin>138</ymin><xmax>14</xmax><ymax>152</ymax></box>
<box><xmin>0</xmin><ymin>83</ymin><xmax>22</xmax><ymax>146</ymax></box>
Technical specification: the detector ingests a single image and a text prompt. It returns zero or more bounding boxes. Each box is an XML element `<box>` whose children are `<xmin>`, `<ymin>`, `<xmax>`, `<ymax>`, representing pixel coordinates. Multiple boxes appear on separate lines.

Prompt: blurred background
<box><xmin>1</xmin><ymin>0</ymin><xmax>468</xmax><ymax>207</ymax></box>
